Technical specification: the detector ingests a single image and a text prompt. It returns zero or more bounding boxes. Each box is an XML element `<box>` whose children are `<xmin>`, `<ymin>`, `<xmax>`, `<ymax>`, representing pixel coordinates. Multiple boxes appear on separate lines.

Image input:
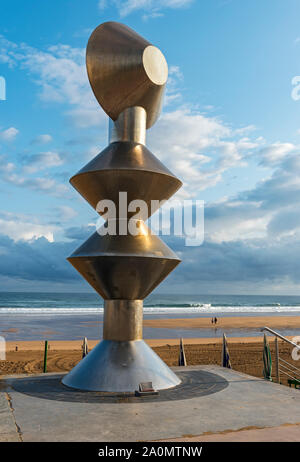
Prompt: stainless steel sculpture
<box><xmin>62</xmin><ymin>22</ymin><xmax>182</xmax><ymax>392</ymax></box>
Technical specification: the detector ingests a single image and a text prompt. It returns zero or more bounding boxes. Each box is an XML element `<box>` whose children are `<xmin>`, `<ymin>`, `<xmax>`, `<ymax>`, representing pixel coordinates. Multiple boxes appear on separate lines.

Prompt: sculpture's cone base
<box><xmin>61</xmin><ymin>339</ymin><xmax>181</xmax><ymax>392</ymax></box>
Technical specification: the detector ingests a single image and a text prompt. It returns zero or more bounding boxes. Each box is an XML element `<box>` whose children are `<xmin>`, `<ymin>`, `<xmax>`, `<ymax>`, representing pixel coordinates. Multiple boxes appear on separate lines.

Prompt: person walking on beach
<box><xmin>214</xmin><ymin>317</ymin><xmax>218</xmax><ymax>325</ymax></box>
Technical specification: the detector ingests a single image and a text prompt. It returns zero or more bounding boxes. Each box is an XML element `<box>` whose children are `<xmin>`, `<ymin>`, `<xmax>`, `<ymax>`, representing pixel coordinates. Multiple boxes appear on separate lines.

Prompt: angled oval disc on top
<box><xmin>86</xmin><ymin>21</ymin><xmax>168</xmax><ymax>128</ymax></box>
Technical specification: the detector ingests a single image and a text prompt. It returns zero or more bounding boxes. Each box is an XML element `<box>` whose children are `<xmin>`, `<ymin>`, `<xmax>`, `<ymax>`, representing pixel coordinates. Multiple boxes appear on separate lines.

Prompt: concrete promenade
<box><xmin>0</xmin><ymin>366</ymin><xmax>299</xmax><ymax>442</ymax></box>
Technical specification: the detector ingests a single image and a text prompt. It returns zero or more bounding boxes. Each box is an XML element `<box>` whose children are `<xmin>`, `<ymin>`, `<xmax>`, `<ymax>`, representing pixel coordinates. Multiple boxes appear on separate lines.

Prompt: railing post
<box><xmin>82</xmin><ymin>337</ymin><xmax>89</xmax><ymax>358</ymax></box>
<box><xmin>275</xmin><ymin>337</ymin><xmax>280</xmax><ymax>383</ymax></box>
<box><xmin>43</xmin><ymin>340</ymin><xmax>48</xmax><ymax>373</ymax></box>
<box><xmin>222</xmin><ymin>333</ymin><xmax>232</xmax><ymax>368</ymax></box>
<box><xmin>178</xmin><ymin>337</ymin><xmax>187</xmax><ymax>366</ymax></box>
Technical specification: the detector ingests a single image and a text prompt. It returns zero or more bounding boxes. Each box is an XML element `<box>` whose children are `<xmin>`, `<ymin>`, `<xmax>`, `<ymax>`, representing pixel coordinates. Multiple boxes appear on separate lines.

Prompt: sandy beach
<box><xmin>0</xmin><ymin>315</ymin><xmax>299</xmax><ymax>387</ymax></box>
<box><xmin>143</xmin><ymin>315</ymin><xmax>300</xmax><ymax>330</ymax></box>
<box><xmin>0</xmin><ymin>336</ymin><xmax>298</xmax><ymax>389</ymax></box>
<box><xmin>3</xmin><ymin>336</ymin><xmax>272</xmax><ymax>351</ymax></box>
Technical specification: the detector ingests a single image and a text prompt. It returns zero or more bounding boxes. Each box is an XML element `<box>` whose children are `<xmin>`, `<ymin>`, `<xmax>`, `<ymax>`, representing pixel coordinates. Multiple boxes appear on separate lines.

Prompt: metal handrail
<box><xmin>261</xmin><ymin>327</ymin><xmax>300</xmax><ymax>349</ymax></box>
<box><xmin>279</xmin><ymin>362</ymin><xmax>300</xmax><ymax>379</ymax></box>
<box><xmin>261</xmin><ymin>326</ymin><xmax>300</xmax><ymax>385</ymax></box>
<box><xmin>280</xmin><ymin>357</ymin><xmax>300</xmax><ymax>375</ymax></box>
<box><xmin>278</xmin><ymin>367</ymin><xmax>300</xmax><ymax>383</ymax></box>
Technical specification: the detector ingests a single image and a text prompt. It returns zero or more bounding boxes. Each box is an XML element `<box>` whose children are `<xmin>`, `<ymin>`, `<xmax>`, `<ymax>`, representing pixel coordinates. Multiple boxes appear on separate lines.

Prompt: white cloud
<box><xmin>234</xmin><ymin>125</ymin><xmax>257</xmax><ymax>136</ymax></box>
<box><xmin>0</xmin><ymin>212</ymin><xmax>56</xmax><ymax>242</ymax></box>
<box><xmin>0</xmin><ymin>127</ymin><xmax>19</xmax><ymax>141</ymax></box>
<box><xmin>100</xmin><ymin>0</ymin><xmax>194</xmax><ymax>17</ymax></box>
<box><xmin>142</xmin><ymin>11</ymin><xmax>164</xmax><ymax>21</ymax></box>
<box><xmin>0</xmin><ymin>155</ymin><xmax>14</xmax><ymax>173</ymax></box>
<box><xmin>164</xmin><ymin>65</ymin><xmax>184</xmax><ymax>106</ymax></box>
<box><xmin>0</xmin><ymin>155</ymin><xmax>69</xmax><ymax>197</ymax></box>
<box><xmin>148</xmin><ymin>107</ymin><xmax>260</xmax><ymax>196</ymax></box>
<box><xmin>31</xmin><ymin>134</ymin><xmax>52</xmax><ymax>145</ymax></box>
<box><xmin>23</xmin><ymin>151</ymin><xmax>64</xmax><ymax>173</ymax></box>
<box><xmin>0</xmin><ymin>38</ymin><xmax>105</xmax><ymax>129</ymax></box>
<box><xmin>65</xmin><ymin>106</ymin><xmax>105</xmax><ymax>128</ymax></box>
<box><xmin>259</xmin><ymin>142</ymin><xmax>295</xmax><ymax>166</ymax></box>
<box><xmin>5</xmin><ymin>174</ymin><xmax>69</xmax><ymax>197</ymax></box>
<box><xmin>57</xmin><ymin>205</ymin><xmax>78</xmax><ymax>222</ymax></box>
<box><xmin>200</xmin><ymin>145</ymin><xmax>300</xmax><ymax>244</ymax></box>
<box><xmin>205</xmin><ymin>200</ymin><xmax>270</xmax><ymax>243</ymax></box>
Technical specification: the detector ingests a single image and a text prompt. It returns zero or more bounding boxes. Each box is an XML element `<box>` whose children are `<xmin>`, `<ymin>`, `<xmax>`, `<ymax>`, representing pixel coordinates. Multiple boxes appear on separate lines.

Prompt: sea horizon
<box><xmin>0</xmin><ymin>291</ymin><xmax>299</xmax><ymax>341</ymax></box>
<box><xmin>0</xmin><ymin>291</ymin><xmax>300</xmax><ymax>314</ymax></box>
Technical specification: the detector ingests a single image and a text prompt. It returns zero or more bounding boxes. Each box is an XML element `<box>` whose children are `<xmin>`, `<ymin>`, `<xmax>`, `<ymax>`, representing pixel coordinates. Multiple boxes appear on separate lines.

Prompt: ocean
<box><xmin>0</xmin><ymin>292</ymin><xmax>300</xmax><ymax>341</ymax></box>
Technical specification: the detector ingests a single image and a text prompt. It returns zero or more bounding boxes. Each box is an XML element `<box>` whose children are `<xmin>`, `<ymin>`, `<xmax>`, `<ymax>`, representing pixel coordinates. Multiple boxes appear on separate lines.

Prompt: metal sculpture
<box><xmin>62</xmin><ymin>22</ymin><xmax>182</xmax><ymax>392</ymax></box>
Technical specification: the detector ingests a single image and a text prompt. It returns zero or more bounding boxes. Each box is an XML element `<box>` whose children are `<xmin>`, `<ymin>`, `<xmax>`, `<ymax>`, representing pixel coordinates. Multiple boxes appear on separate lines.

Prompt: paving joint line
<box><xmin>5</xmin><ymin>392</ymin><xmax>23</xmax><ymax>442</ymax></box>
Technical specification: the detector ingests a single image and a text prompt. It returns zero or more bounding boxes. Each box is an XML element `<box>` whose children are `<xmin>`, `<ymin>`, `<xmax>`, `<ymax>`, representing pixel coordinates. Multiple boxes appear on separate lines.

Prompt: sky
<box><xmin>1</xmin><ymin>0</ymin><xmax>300</xmax><ymax>294</ymax></box>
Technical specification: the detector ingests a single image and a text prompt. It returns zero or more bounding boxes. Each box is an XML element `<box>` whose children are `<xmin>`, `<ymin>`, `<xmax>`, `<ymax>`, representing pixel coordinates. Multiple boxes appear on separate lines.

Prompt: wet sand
<box><xmin>143</xmin><ymin>315</ymin><xmax>300</xmax><ymax>330</ymax></box>
<box><xmin>2</xmin><ymin>315</ymin><xmax>300</xmax><ymax>342</ymax></box>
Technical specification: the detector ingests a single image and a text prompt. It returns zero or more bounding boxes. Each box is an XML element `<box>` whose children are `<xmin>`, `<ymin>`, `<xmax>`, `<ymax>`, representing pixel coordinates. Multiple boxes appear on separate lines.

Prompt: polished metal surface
<box><xmin>63</xmin><ymin>21</ymin><xmax>182</xmax><ymax>392</ymax></box>
<box><xmin>62</xmin><ymin>340</ymin><xmax>181</xmax><ymax>392</ymax></box>
<box><xmin>86</xmin><ymin>22</ymin><xmax>168</xmax><ymax>128</ymax></box>
<box><xmin>109</xmin><ymin>107</ymin><xmax>146</xmax><ymax>145</ymax></box>
<box><xmin>103</xmin><ymin>300</ymin><xmax>143</xmax><ymax>341</ymax></box>
<box><xmin>69</xmin><ymin>220</ymin><xmax>178</xmax><ymax>258</ymax></box>
<box><xmin>70</xmin><ymin>141</ymin><xmax>182</xmax><ymax>217</ymax></box>
<box><xmin>68</xmin><ymin>220</ymin><xmax>180</xmax><ymax>300</ymax></box>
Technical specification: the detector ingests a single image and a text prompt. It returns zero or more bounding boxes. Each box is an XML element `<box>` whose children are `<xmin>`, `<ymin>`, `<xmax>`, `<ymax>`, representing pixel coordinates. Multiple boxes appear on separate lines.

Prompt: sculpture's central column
<box><xmin>62</xmin><ymin>21</ymin><xmax>183</xmax><ymax>392</ymax></box>
<box><xmin>104</xmin><ymin>107</ymin><xmax>146</xmax><ymax>345</ymax></box>
<box><xmin>103</xmin><ymin>300</ymin><xmax>143</xmax><ymax>341</ymax></box>
<box><xmin>109</xmin><ymin>107</ymin><xmax>146</xmax><ymax>145</ymax></box>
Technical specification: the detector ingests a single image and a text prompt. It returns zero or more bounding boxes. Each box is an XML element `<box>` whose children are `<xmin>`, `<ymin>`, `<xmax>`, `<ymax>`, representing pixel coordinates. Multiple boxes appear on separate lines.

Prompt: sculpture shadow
<box><xmin>10</xmin><ymin>370</ymin><xmax>228</xmax><ymax>404</ymax></box>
